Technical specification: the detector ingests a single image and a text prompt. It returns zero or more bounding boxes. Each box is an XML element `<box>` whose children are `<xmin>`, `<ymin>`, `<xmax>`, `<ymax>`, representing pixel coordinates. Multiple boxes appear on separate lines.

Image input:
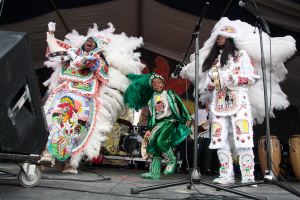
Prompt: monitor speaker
<box><xmin>0</xmin><ymin>30</ymin><xmax>48</xmax><ymax>155</ymax></box>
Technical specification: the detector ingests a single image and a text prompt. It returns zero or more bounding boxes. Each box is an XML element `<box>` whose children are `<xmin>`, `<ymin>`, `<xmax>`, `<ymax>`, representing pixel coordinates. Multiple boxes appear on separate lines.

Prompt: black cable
<box><xmin>35</xmin><ymin>185</ymin><xmax>190</xmax><ymax>200</ymax></box>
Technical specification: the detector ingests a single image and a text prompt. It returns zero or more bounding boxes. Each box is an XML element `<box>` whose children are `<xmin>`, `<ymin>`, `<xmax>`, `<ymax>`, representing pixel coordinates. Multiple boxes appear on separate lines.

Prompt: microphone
<box><xmin>171</xmin><ymin>63</ymin><xmax>183</xmax><ymax>79</ymax></box>
<box><xmin>239</xmin><ymin>0</ymin><xmax>246</xmax><ymax>7</ymax></box>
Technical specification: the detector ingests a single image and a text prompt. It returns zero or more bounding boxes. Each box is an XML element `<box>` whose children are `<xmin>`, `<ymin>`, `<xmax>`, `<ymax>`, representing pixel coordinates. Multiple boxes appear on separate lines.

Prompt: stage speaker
<box><xmin>0</xmin><ymin>30</ymin><xmax>48</xmax><ymax>155</ymax></box>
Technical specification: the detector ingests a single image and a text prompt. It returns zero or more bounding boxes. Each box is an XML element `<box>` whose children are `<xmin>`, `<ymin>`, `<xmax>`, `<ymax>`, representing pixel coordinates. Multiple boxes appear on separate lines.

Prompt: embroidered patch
<box><xmin>48</xmin><ymin>131</ymin><xmax>73</xmax><ymax>161</ymax></box>
<box><xmin>63</xmin><ymin>66</ymin><xmax>92</xmax><ymax>79</ymax></box>
<box><xmin>236</xmin><ymin>120</ymin><xmax>249</xmax><ymax>134</ymax></box>
<box><xmin>221</xmin><ymin>26</ymin><xmax>236</xmax><ymax>34</ymax></box>
<box><xmin>99</xmin><ymin>58</ymin><xmax>109</xmax><ymax>79</ymax></box>
<box><xmin>233</xmin><ymin>53</ymin><xmax>242</xmax><ymax>63</ymax></box>
<box><xmin>244</xmin><ymin>112</ymin><xmax>248</xmax><ymax>117</ymax></box>
<box><xmin>71</xmin><ymin>82</ymin><xmax>92</xmax><ymax>91</ymax></box>
<box><xmin>241</xmin><ymin>154</ymin><xmax>253</xmax><ymax>176</ymax></box>
<box><xmin>234</xmin><ymin>67</ymin><xmax>241</xmax><ymax>75</ymax></box>
<box><xmin>212</xmin><ymin>122</ymin><xmax>222</xmax><ymax>137</ymax></box>
<box><xmin>237</xmin><ymin>136</ymin><xmax>240</xmax><ymax>141</ymax></box>
<box><xmin>238</xmin><ymin>77</ymin><xmax>252</xmax><ymax>85</ymax></box>
<box><xmin>214</xmin><ymin>88</ymin><xmax>239</xmax><ymax>113</ymax></box>
<box><xmin>219</xmin><ymin>152</ymin><xmax>230</xmax><ymax>174</ymax></box>
<box><xmin>155</xmin><ymin>95</ymin><xmax>165</xmax><ymax>117</ymax></box>
<box><xmin>212</xmin><ymin>140</ymin><xmax>216</xmax><ymax>145</ymax></box>
<box><xmin>217</xmin><ymin>138</ymin><xmax>222</xmax><ymax>142</ymax></box>
<box><xmin>207</xmin><ymin>83</ymin><xmax>215</xmax><ymax>91</ymax></box>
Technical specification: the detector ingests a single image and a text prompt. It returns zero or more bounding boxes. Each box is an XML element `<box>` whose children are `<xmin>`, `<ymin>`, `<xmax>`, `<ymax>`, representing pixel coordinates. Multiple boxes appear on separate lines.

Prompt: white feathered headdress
<box><xmin>181</xmin><ymin>17</ymin><xmax>297</xmax><ymax>124</ymax></box>
<box><xmin>43</xmin><ymin>23</ymin><xmax>145</xmax><ymax>166</ymax></box>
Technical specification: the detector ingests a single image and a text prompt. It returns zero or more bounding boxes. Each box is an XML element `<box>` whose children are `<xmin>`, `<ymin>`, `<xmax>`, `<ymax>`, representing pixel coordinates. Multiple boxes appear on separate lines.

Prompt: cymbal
<box><xmin>116</xmin><ymin>118</ymin><xmax>132</xmax><ymax>126</ymax></box>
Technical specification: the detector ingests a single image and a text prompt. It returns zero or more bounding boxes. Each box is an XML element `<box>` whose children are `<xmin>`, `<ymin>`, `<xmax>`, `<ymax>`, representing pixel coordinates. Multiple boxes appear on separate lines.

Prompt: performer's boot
<box><xmin>38</xmin><ymin>148</ymin><xmax>55</xmax><ymax>167</ymax></box>
<box><xmin>140</xmin><ymin>156</ymin><xmax>161</xmax><ymax>180</ymax></box>
<box><xmin>239</xmin><ymin>148</ymin><xmax>257</xmax><ymax>187</ymax></box>
<box><xmin>162</xmin><ymin>148</ymin><xmax>177</xmax><ymax>176</ymax></box>
<box><xmin>62</xmin><ymin>159</ymin><xmax>78</xmax><ymax>174</ymax></box>
<box><xmin>213</xmin><ymin>146</ymin><xmax>235</xmax><ymax>184</ymax></box>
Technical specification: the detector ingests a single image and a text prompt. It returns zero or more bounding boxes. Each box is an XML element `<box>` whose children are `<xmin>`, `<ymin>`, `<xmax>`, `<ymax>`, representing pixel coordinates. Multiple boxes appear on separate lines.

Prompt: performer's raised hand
<box><xmin>48</xmin><ymin>22</ymin><xmax>56</xmax><ymax>35</ymax></box>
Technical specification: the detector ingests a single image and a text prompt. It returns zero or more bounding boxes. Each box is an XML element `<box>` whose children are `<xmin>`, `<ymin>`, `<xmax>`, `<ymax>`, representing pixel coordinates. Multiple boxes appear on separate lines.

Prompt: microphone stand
<box><xmin>217</xmin><ymin>0</ymin><xmax>300</xmax><ymax>198</ymax></box>
<box><xmin>130</xmin><ymin>3</ymin><xmax>267</xmax><ymax>199</ymax></box>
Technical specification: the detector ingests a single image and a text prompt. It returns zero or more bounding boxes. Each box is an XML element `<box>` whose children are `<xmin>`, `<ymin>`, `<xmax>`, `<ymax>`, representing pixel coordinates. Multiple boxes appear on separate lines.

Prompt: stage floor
<box><xmin>0</xmin><ymin>162</ymin><xmax>299</xmax><ymax>200</ymax></box>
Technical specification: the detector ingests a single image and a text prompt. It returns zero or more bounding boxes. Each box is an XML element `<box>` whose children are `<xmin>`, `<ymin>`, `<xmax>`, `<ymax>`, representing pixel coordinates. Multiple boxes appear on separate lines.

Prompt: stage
<box><xmin>0</xmin><ymin>162</ymin><xmax>299</xmax><ymax>200</ymax></box>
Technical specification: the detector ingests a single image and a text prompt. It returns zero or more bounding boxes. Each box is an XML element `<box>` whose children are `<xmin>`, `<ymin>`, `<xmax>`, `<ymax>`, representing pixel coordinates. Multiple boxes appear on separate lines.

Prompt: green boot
<box><xmin>140</xmin><ymin>156</ymin><xmax>161</xmax><ymax>180</ymax></box>
<box><xmin>162</xmin><ymin>148</ymin><xmax>177</xmax><ymax>175</ymax></box>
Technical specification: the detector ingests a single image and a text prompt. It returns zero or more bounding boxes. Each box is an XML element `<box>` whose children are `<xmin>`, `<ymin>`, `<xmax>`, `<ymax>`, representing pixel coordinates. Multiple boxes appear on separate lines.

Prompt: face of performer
<box><xmin>152</xmin><ymin>78</ymin><xmax>165</xmax><ymax>93</ymax></box>
<box><xmin>217</xmin><ymin>35</ymin><xmax>227</xmax><ymax>50</ymax></box>
<box><xmin>84</xmin><ymin>38</ymin><xmax>97</xmax><ymax>52</ymax></box>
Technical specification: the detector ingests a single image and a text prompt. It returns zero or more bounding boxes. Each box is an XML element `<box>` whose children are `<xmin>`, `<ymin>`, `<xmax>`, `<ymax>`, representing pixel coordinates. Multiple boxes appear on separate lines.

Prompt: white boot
<box><xmin>38</xmin><ymin>149</ymin><xmax>55</xmax><ymax>167</ymax></box>
<box><xmin>62</xmin><ymin>159</ymin><xmax>78</xmax><ymax>174</ymax></box>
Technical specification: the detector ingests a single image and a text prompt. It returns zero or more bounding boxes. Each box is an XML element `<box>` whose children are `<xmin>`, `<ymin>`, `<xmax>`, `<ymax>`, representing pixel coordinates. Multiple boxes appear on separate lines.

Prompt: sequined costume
<box><xmin>39</xmin><ymin>23</ymin><xmax>144</xmax><ymax>173</ymax></box>
<box><xmin>181</xmin><ymin>17</ymin><xmax>296</xmax><ymax>184</ymax></box>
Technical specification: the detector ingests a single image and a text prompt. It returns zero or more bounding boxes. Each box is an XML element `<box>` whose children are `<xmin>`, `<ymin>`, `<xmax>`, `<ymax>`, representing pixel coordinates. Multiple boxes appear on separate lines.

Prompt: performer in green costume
<box><xmin>124</xmin><ymin>73</ymin><xmax>192</xmax><ymax>180</ymax></box>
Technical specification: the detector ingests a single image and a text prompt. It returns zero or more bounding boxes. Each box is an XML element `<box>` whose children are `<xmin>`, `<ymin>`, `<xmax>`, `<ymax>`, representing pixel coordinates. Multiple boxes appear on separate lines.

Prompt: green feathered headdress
<box><xmin>124</xmin><ymin>73</ymin><xmax>164</xmax><ymax>111</ymax></box>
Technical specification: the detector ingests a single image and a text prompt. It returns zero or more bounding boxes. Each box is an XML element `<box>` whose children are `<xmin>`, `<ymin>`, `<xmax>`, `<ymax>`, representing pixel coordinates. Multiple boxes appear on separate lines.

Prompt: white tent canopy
<box><xmin>0</xmin><ymin>0</ymin><xmax>299</xmax><ymax>105</ymax></box>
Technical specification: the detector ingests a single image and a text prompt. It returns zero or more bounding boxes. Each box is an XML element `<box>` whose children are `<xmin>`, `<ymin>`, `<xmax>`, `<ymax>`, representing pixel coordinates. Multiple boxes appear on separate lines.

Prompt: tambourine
<box><xmin>212</xmin><ymin>66</ymin><xmax>221</xmax><ymax>91</ymax></box>
<box><xmin>47</xmin><ymin>51</ymin><xmax>69</xmax><ymax>62</ymax></box>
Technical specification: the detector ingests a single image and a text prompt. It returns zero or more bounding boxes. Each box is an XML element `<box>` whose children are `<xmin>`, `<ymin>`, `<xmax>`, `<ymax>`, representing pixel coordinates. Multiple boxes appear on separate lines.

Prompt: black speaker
<box><xmin>0</xmin><ymin>30</ymin><xmax>48</xmax><ymax>155</ymax></box>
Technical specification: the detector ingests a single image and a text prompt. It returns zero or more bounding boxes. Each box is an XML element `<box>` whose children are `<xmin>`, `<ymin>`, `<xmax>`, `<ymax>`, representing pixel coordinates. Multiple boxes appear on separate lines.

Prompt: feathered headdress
<box><xmin>181</xmin><ymin>17</ymin><xmax>297</xmax><ymax>124</ymax></box>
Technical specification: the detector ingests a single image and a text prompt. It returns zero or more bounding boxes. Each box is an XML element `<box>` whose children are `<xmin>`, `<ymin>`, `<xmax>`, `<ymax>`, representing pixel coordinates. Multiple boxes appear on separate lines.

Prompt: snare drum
<box><xmin>289</xmin><ymin>135</ymin><xmax>300</xmax><ymax>180</ymax></box>
<box><xmin>258</xmin><ymin>135</ymin><xmax>281</xmax><ymax>177</ymax></box>
<box><xmin>123</xmin><ymin>133</ymin><xmax>143</xmax><ymax>156</ymax></box>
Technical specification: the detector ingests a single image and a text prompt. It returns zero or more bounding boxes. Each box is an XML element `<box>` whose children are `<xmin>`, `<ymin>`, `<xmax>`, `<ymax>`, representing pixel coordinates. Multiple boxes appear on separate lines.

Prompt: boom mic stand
<box><xmin>130</xmin><ymin>3</ymin><xmax>266</xmax><ymax>199</ymax></box>
<box><xmin>218</xmin><ymin>1</ymin><xmax>300</xmax><ymax>198</ymax></box>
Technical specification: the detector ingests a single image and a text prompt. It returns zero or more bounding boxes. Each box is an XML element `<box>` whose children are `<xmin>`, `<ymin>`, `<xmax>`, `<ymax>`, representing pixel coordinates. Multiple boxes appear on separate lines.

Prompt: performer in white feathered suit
<box><xmin>39</xmin><ymin>22</ymin><xmax>145</xmax><ymax>174</ymax></box>
<box><xmin>180</xmin><ymin>17</ymin><xmax>296</xmax><ymax>185</ymax></box>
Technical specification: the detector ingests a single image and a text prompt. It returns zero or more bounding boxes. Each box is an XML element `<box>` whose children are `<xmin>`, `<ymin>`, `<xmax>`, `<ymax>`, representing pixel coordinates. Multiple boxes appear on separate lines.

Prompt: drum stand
<box><xmin>217</xmin><ymin>1</ymin><xmax>300</xmax><ymax>198</ymax></box>
<box><xmin>131</xmin><ymin>3</ymin><xmax>266</xmax><ymax>199</ymax></box>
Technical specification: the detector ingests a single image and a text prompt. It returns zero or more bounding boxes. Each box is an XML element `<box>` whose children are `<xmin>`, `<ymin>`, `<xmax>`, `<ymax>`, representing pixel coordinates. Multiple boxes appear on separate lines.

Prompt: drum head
<box><xmin>123</xmin><ymin>134</ymin><xmax>143</xmax><ymax>156</ymax></box>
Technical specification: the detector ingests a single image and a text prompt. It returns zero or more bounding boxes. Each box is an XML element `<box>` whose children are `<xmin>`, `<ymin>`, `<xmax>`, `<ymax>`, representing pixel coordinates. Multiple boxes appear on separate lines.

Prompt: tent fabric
<box><xmin>0</xmin><ymin>0</ymin><xmax>299</xmax><ymax>106</ymax></box>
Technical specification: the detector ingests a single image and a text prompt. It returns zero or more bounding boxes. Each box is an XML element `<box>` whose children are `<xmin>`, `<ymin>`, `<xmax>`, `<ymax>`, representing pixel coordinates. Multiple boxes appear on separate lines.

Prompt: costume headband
<box><xmin>149</xmin><ymin>73</ymin><xmax>165</xmax><ymax>87</ymax></box>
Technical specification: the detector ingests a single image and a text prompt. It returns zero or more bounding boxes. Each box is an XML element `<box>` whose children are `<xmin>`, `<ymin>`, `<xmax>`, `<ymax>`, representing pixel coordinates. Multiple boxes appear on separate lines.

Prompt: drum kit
<box><xmin>106</xmin><ymin>118</ymin><xmax>148</xmax><ymax>158</ymax></box>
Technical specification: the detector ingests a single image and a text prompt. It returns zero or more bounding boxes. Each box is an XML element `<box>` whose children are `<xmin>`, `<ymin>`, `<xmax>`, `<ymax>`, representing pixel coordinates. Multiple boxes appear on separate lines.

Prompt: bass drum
<box><xmin>123</xmin><ymin>134</ymin><xmax>143</xmax><ymax>156</ymax></box>
<box><xmin>289</xmin><ymin>135</ymin><xmax>300</xmax><ymax>180</ymax></box>
<box><xmin>258</xmin><ymin>135</ymin><xmax>281</xmax><ymax>177</ymax></box>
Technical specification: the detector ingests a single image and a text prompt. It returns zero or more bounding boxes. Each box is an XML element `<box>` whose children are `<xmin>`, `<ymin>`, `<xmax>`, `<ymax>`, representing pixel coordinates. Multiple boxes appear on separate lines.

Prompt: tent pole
<box><xmin>49</xmin><ymin>0</ymin><xmax>70</xmax><ymax>33</ymax></box>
